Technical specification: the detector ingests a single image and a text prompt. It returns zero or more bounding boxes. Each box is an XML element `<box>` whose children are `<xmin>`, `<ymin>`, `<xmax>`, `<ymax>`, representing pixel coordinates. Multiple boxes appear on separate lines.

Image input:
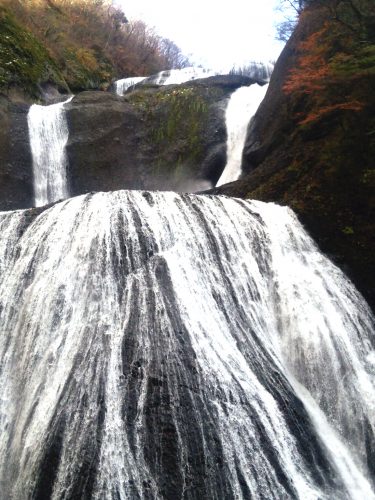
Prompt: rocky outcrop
<box><xmin>0</xmin><ymin>96</ymin><xmax>33</xmax><ymax>211</ymax></box>
<box><xmin>0</xmin><ymin>76</ymin><xmax>254</xmax><ymax>210</ymax></box>
<box><xmin>66</xmin><ymin>76</ymin><xmax>252</xmax><ymax>195</ymax></box>
<box><xmin>211</xmin><ymin>4</ymin><xmax>375</xmax><ymax>311</ymax></box>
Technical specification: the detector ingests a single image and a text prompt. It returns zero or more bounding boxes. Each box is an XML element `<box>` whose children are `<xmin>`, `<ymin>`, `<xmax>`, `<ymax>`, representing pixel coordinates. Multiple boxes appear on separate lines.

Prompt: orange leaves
<box><xmin>283</xmin><ymin>59</ymin><xmax>330</xmax><ymax>94</ymax></box>
<box><xmin>283</xmin><ymin>14</ymin><xmax>367</xmax><ymax>126</ymax></box>
<box><xmin>299</xmin><ymin>100</ymin><xmax>364</xmax><ymax>125</ymax></box>
<box><xmin>283</xmin><ymin>24</ymin><xmax>332</xmax><ymax>96</ymax></box>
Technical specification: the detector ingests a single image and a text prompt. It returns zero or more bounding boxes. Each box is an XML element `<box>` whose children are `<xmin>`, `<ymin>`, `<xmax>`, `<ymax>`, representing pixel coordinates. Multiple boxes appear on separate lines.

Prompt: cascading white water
<box><xmin>216</xmin><ymin>83</ymin><xmax>268</xmax><ymax>186</ymax></box>
<box><xmin>114</xmin><ymin>62</ymin><xmax>274</xmax><ymax>91</ymax></box>
<box><xmin>115</xmin><ymin>76</ymin><xmax>147</xmax><ymax>96</ymax></box>
<box><xmin>147</xmin><ymin>63</ymin><xmax>274</xmax><ymax>87</ymax></box>
<box><xmin>152</xmin><ymin>67</ymin><xmax>218</xmax><ymax>85</ymax></box>
<box><xmin>0</xmin><ymin>190</ymin><xmax>374</xmax><ymax>499</ymax></box>
<box><xmin>229</xmin><ymin>61</ymin><xmax>274</xmax><ymax>82</ymax></box>
<box><xmin>27</xmin><ymin>96</ymin><xmax>73</xmax><ymax>207</ymax></box>
<box><xmin>114</xmin><ymin>68</ymin><xmax>216</xmax><ymax>95</ymax></box>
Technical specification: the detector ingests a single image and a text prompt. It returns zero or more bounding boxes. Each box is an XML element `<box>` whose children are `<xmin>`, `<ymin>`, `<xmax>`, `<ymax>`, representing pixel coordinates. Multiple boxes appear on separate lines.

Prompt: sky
<box><xmin>113</xmin><ymin>0</ymin><xmax>288</xmax><ymax>72</ymax></box>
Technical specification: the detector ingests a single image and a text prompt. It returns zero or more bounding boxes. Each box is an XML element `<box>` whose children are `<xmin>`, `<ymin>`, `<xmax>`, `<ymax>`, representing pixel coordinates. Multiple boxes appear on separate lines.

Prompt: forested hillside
<box><xmin>0</xmin><ymin>0</ymin><xmax>189</xmax><ymax>97</ymax></box>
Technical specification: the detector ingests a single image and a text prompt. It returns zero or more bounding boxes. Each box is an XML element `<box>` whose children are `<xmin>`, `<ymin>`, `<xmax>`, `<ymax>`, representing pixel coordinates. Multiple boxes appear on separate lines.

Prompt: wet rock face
<box><xmin>0</xmin><ymin>96</ymin><xmax>33</xmax><ymax>211</ymax></box>
<box><xmin>65</xmin><ymin>91</ymin><xmax>145</xmax><ymax>195</ymax></box>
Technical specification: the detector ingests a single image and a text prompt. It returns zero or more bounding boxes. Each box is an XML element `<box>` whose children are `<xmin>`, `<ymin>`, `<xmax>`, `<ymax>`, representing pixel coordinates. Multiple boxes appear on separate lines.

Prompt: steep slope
<box><xmin>0</xmin><ymin>1</ymin><xmax>188</xmax><ymax>100</ymax></box>
<box><xmin>213</xmin><ymin>0</ymin><xmax>375</xmax><ymax>310</ymax></box>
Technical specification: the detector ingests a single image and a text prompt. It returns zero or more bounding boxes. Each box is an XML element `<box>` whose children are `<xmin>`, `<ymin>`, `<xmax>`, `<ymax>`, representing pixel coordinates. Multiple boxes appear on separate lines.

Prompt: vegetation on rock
<box><xmin>283</xmin><ymin>0</ymin><xmax>375</xmax><ymax>125</ymax></box>
<box><xmin>125</xmin><ymin>83</ymin><xmax>227</xmax><ymax>186</ymax></box>
<box><xmin>0</xmin><ymin>0</ymin><xmax>189</xmax><ymax>96</ymax></box>
<box><xmin>0</xmin><ymin>7</ymin><xmax>67</xmax><ymax>97</ymax></box>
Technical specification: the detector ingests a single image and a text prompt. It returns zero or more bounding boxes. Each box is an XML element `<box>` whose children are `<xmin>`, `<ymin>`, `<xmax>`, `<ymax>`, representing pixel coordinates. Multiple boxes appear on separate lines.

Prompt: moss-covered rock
<box><xmin>125</xmin><ymin>82</ymin><xmax>228</xmax><ymax>188</ymax></box>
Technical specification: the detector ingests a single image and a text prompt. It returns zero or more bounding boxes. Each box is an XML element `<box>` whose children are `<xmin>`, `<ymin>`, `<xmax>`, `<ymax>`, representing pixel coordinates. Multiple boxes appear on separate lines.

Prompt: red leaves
<box><xmin>299</xmin><ymin>100</ymin><xmax>364</xmax><ymax>125</ymax></box>
<box><xmin>283</xmin><ymin>17</ymin><xmax>365</xmax><ymax>125</ymax></box>
<box><xmin>283</xmin><ymin>25</ymin><xmax>332</xmax><ymax>97</ymax></box>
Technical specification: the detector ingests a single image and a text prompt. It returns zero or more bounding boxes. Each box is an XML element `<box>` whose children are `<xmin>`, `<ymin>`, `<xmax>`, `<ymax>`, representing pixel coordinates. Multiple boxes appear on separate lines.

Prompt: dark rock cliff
<box><xmin>211</xmin><ymin>2</ymin><xmax>375</xmax><ymax>311</ymax></box>
<box><xmin>0</xmin><ymin>96</ymin><xmax>33</xmax><ymax>210</ymax></box>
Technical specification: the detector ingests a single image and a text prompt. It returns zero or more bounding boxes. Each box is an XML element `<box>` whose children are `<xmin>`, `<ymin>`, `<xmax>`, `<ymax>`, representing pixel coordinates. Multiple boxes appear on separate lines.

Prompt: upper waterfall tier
<box><xmin>114</xmin><ymin>63</ymin><xmax>274</xmax><ymax>96</ymax></box>
<box><xmin>115</xmin><ymin>77</ymin><xmax>147</xmax><ymax>96</ymax></box>
<box><xmin>27</xmin><ymin>96</ymin><xmax>73</xmax><ymax>207</ymax></box>
<box><xmin>0</xmin><ymin>191</ymin><xmax>374</xmax><ymax>499</ymax></box>
<box><xmin>216</xmin><ymin>83</ymin><xmax>269</xmax><ymax>186</ymax></box>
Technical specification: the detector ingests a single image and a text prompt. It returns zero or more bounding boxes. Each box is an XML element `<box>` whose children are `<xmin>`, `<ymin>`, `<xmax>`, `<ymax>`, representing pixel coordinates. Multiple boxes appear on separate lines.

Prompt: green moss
<box><xmin>63</xmin><ymin>46</ymin><xmax>114</xmax><ymax>91</ymax></box>
<box><xmin>342</xmin><ymin>226</ymin><xmax>355</xmax><ymax>235</ymax></box>
<box><xmin>0</xmin><ymin>7</ymin><xmax>66</xmax><ymax>97</ymax></box>
<box><xmin>128</xmin><ymin>85</ymin><xmax>222</xmax><ymax>179</ymax></box>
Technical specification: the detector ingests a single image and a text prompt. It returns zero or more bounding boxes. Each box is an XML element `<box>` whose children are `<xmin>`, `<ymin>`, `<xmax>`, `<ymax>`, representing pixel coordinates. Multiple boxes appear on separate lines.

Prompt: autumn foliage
<box><xmin>283</xmin><ymin>1</ymin><xmax>375</xmax><ymax>125</ymax></box>
<box><xmin>0</xmin><ymin>0</ymin><xmax>189</xmax><ymax>91</ymax></box>
<box><xmin>283</xmin><ymin>26</ymin><xmax>332</xmax><ymax>95</ymax></box>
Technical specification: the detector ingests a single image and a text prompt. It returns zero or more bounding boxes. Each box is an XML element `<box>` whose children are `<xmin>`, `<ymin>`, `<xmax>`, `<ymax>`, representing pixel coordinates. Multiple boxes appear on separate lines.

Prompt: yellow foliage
<box><xmin>0</xmin><ymin>0</ymin><xmax>189</xmax><ymax>89</ymax></box>
<box><xmin>75</xmin><ymin>48</ymin><xmax>99</xmax><ymax>72</ymax></box>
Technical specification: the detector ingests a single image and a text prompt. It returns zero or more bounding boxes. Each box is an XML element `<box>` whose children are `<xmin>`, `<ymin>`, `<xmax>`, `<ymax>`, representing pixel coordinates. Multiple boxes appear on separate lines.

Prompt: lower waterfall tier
<box><xmin>0</xmin><ymin>191</ymin><xmax>374</xmax><ymax>499</ymax></box>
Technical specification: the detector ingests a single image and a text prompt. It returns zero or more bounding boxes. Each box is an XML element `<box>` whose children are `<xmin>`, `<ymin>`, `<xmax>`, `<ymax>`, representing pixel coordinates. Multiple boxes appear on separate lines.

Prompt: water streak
<box><xmin>28</xmin><ymin>96</ymin><xmax>73</xmax><ymax>207</ymax></box>
<box><xmin>0</xmin><ymin>191</ymin><xmax>374</xmax><ymax>499</ymax></box>
<box><xmin>115</xmin><ymin>77</ymin><xmax>147</xmax><ymax>96</ymax></box>
<box><xmin>216</xmin><ymin>84</ymin><xmax>268</xmax><ymax>186</ymax></box>
<box><xmin>151</xmin><ymin>67</ymin><xmax>218</xmax><ymax>85</ymax></box>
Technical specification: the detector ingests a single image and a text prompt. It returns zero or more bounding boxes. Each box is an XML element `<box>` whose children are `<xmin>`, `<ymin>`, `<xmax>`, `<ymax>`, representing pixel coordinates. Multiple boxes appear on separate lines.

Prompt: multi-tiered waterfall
<box><xmin>27</xmin><ymin>97</ymin><xmax>73</xmax><ymax>207</ymax></box>
<box><xmin>114</xmin><ymin>66</ymin><xmax>271</xmax><ymax>188</ymax></box>
<box><xmin>0</xmin><ymin>190</ymin><xmax>374</xmax><ymax>499</ymax></box>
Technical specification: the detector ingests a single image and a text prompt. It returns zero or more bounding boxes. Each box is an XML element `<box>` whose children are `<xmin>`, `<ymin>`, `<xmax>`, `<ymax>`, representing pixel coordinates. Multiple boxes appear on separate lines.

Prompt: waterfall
<box><xmin>229</xmin><ymin>61</ymin><xmax>274</xmax><ymax>82</ymax></box>
<box><xmin>114</xmin><ymin>63</ymin><xmax>274</xmax><ymax>90</ymax></box>
<box><xmin>27</xmin><ymin>96</ymin><xmax>73</xmax><ymax>207</ymax></box>
<box><xmin>0</xmin><ymin>190</ymin><xmax>374</xmax><ymax>499</ymax></box>
<box><xmin>115</xmin><ymin>77</ymin><xmax>147</xmax><ymax>96</ymax></box>
<box><xmin>114</xmin><ymin>68</ymin><xmax>217</xmax><ymax>94</ymax></box>
<box><xmin>151</xmin><ymin>67</ymin><xmax>218</xmax><ymax>85</ymax></box>
<box><xmin>216</xmin><ymin>83</ymin><xmax>268</xmax><ymax>186</ymax></box>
